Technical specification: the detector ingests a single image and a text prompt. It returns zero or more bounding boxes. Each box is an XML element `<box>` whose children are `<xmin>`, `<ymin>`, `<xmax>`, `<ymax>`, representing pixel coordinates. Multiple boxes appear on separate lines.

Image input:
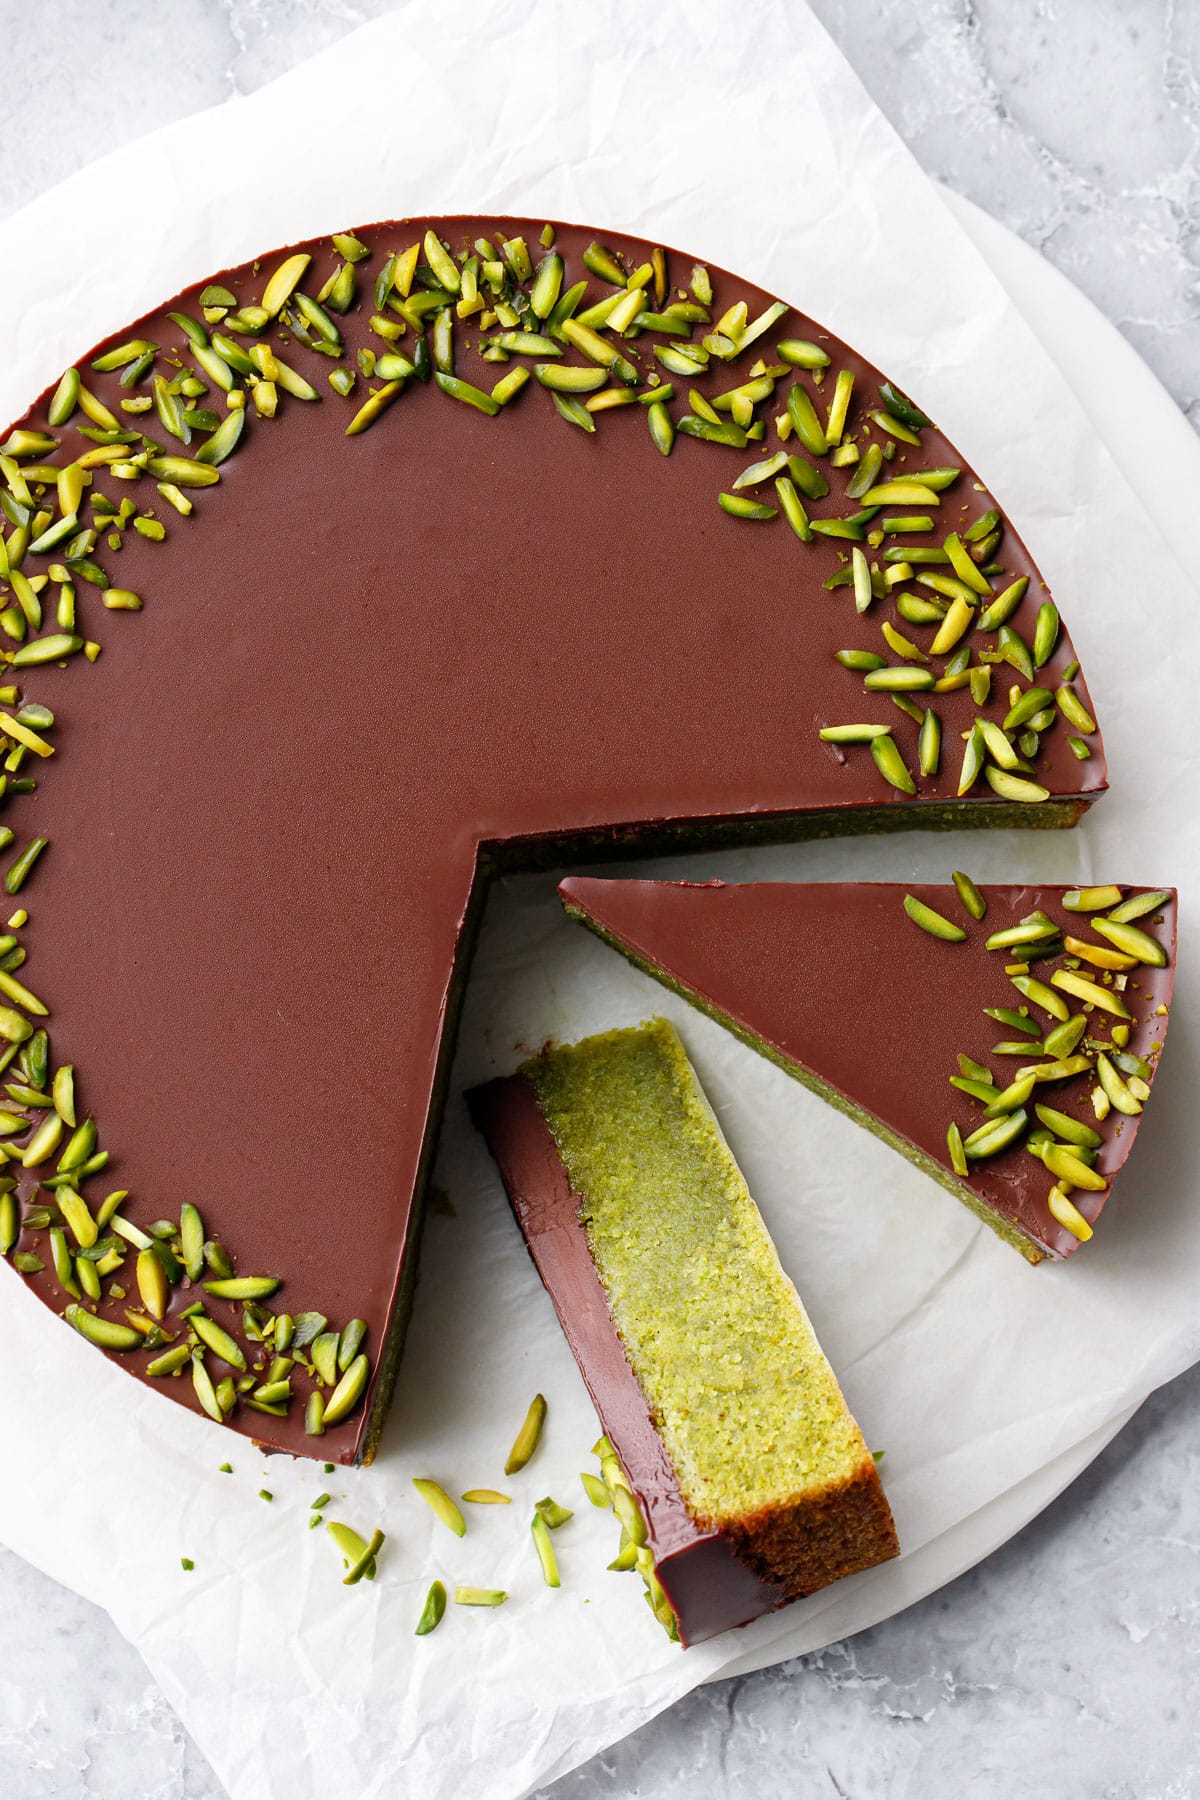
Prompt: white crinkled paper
<box><xmin>0</xmin><ymin>3</ymin><xmax>1195</xmax><ymax>1795</ymax></box>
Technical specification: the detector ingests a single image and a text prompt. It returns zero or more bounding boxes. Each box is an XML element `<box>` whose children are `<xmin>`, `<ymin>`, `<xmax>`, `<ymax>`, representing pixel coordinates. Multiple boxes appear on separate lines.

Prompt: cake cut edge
<box><xmin>468</xmin><ymin>1020</ymin><xmax>898</xmax><ymax>1645</ymax></box>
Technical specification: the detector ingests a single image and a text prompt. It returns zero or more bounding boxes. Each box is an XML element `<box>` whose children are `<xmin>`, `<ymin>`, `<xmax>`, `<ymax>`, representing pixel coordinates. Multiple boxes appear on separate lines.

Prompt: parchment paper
<box><xmin>0</xmin><ymin>3</ymin><xmax>1194</xmax><ymax>1796</ymax></box>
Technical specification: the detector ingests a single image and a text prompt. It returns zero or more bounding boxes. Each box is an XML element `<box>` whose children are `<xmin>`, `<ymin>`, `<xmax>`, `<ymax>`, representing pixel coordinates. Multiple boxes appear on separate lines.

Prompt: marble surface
<box><xmin>0</xmin><ymin>3</ymin><xmax>1196</xmax><ymax>1796</ymax></box>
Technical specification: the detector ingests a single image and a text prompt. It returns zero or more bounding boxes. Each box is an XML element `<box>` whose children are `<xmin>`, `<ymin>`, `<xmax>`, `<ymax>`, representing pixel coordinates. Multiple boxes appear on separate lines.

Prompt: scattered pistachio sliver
<box><xmin>202</xmin><ymin>1275</ymin><xmax>280</xmax><ymax>1300</ymax></box>
<box><xmin>461</xmin><ymin>1488</ymin><xmax>511</xmax><ymax>1505</ymax></box>
<box><xmin>1050</xmin><ymin>969</ymin><xmax>1131</xmax><ymax>1019</ymax></box>
<box><xmin>1047</xmin><ymin>1187</ymin><xmax>1093</xmax><ymax>1242</ymax></box>
<box><xmin>454</xmin><ymin>1586</ymin><xmax>507</xmax><ymax>1608</ymax></box>
<box><xmin>1090</xmin><ymin>917</ymin><xmax>1166</xmax><ymax>967</ymax></box>
<box><xmin>65</xmin><ymin>1304</ymin><xmax>143</xmax><ymax>1351</ymax></box>
<box><xmin>327</xmin><ymin>1521</ymin><xmax>378</xmax><ymax>1582</ymax></box>
<box><xmin>415</xmin><ymin>1579</ymin><xmax>447</xmax><ymax>1635</ymax></box>
<box><xmin>581</xmin><ymin>1471</ymin><xmax>611</xmax><ymax>1508</ymax></box>
<box><xmin>505</xmin><ymin>1392</ymin><xmax>548</xmax><ymax>1475</ymax></box>
<box><xmin>322</xmin><ymin>1351</ymin><xmax>370</xmax><ymax>1426</ymax></box>
<box><xmin>903</xmin><ymin>895</ymin><xmax>966</xmax><ymax>943</ymax></box>
<box><xmin>1106</xmin><ymin>890</ymin><xmax>1169</xmax><ymax>925</ymax></box>
<box><xmin>531</xmin><ymin>1511</ymin><xmax>561</xmax><ymax>1588</ymax></box>
<box><xmin>412</xmin><ymin>1478</ymin><xmax>466</xmax><ymax>1537</ymax></box>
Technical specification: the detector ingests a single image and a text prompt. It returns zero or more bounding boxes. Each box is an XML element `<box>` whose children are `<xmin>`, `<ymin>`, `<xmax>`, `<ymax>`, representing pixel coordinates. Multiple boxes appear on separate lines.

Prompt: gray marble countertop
<box><xmin>0</xmin><ymin>3</ymin><xmax>1196</xmax><ymax>1796</ymax></box>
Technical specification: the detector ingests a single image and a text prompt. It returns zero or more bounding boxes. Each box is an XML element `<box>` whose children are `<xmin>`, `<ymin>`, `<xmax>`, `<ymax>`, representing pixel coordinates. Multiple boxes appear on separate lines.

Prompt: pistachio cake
<box><xmin>0</xmin><ymin>216</ymin><xmax>1105</xmax><ymax>1462</ymax></box>
<box><xmin>468</xmin><ymin>1019</ymin><xmax>898</xmax><ymax>1644</ymax></box>
<box><xmin>560</xmin><ymin>878</ymin><xmax>1176</xmax><ymax>1261</ymax></box>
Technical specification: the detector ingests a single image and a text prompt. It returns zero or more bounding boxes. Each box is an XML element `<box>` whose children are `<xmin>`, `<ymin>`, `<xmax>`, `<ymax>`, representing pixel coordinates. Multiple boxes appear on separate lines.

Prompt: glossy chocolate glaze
<box><xmin>0</xmin><ymin>217</ymin><xmax>1105</xmax><ymax>1458</ymax></box>
<box><xmin>559</xmin><ymin>879</ymin><xmax>1175</xmax><ymax>1259</ymax></box>
<box><xmin>467</xmin><ymin>1072</ymin><xmax>787</xmax><ymax>1645</ymax></box>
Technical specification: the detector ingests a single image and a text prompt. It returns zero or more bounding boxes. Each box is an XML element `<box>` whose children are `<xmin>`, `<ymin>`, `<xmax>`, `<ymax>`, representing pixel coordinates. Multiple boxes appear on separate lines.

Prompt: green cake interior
<box><xmin>525</xmin><ymin>1018</ymin><xmax>870</xmax><ymax>1527</ymax></box>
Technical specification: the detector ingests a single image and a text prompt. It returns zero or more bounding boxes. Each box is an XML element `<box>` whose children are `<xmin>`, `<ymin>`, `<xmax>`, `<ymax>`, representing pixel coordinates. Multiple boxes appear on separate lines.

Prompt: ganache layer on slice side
<box><xmin>0</xmin><ymin>216</ymin><xmax>1104</xmax><ymax>1460</ymax></box>
<box><xmin>468</xmin><ymin>1018</ymin><xmax>898</xmax><ymax>1646</ymax></box>
<box><xmin>560</xmin><ymin>879</ymin><xmax>1175</xmax><ymax>1261</ymax></box>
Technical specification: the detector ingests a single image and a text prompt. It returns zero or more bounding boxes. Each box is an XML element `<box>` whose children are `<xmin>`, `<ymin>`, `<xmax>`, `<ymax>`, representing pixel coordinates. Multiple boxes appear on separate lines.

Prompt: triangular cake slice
<box><xmin>469</xmin><ymin>1019</ymin><xmax>898</xmax><ymax>1645</ymax></box>
<box><xmin>560</xmin><ymin>878</ymin><xmax>1176</xmax><ymax>1261</ymax></box>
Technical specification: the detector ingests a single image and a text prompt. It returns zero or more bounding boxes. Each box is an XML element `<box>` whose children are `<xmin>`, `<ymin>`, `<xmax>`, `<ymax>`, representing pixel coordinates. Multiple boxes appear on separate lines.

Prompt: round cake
<box><xmin>0</xmin><ymin>216</ymin><xmax>1105</xmax><ymax>1462</ymax></box>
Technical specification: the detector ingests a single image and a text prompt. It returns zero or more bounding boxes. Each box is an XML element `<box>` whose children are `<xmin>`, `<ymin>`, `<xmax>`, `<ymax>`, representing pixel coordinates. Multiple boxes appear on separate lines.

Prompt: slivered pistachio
<box><xmin>1033</xmin><ymin>1104</ymin><xmax>1101</xmax><ymax>1148</ymax></box>
<box><xmin>1090</xmin><ymin>917</ymin><xmax>1166</xmax><ymax>966</ymax></box>
<box><xmin>505</xmin><ymin>1392</ymin><xmax>548</xmax><ymax>1474</ymax></box>
<box><xmin>764</xmin><ymin>474</ymin><xmax>809</xmax><ymax>540</ymax></box>
<box><xmin>1041</xmin><ymin>1143</ymin><xmax>1107</xmax><ymax>1191</ymax></box>
<box><xmin>454</xmin><ymin>1586</ymin><xmax>507</xmax><ymax>1607</ymax></box>
<box><xmin>876</xmin><ymin>381</ymin><xmax>931</xmax><ymax>432</ymax></box>
<box><xmin>963</xmin><ymin>1109</ymin><xmax>1028</xmax><ymax>1159</ymax></box>
<box><xmin>1095</xmin><ymin>1052</ymin><xmax>1142</xmax><ymax>1116</ymax></box>
<box><xmin>147</xmin><ymin>1341</ymin><xmax>192</xmax><ymax>1377</ymax></box>
<box><xmin>1056</xmin><ymin>683</ymin><xmax>1096</xmax><ymax>733</ymax></box>
<box><xmin>984</xmin><ymin>1075</ymin><xmax>1037</xmax><ymax>1119</ymax></box>
<box><xmin>917</xmin><ymin>708</ymin><xmax>941</xmax><ymax>776</ymax></box>
<box><xmin>192</xmin><ymin>1314</ymin><xmax>247</xmax><ymax>1368</ymax></box>
<box><xmin>733</xmin><ymin>452</ymin><xmax>788</xmax><ymax>490</ymax></box>
<box><xmin>305</xmin><ymin>1392</ymin><xmax>325</xmax><ymax>1436</ymax></box>
<box><xmin>836</xmin><ymin>649</ymin><xmax>886</xmax><ymax>671</ymax></box>
<box><xmin>863</xmin><ymin>667</ymin><xmax>934</xmax><ymax>692</ymax></box>
<box><xmin>135</xmin><ymin>1247</ymin><xmax>169</xmax><ymax>1320</ymax></box>
<box><xmin>551</xmin><ymin>392</ymin><xmax>595</xmax><ymax>432</ymax></box>
<box><xmin>531</xmin><ymin>1511</ymin><xmax>561</xmax><ymax>1588</ymax></box>
<box><xmin>202</xmin><ymin>1275</ymin><xmax>280</xmax><ymax>1300</ymax></box>
<box><xmin>869</xmin><ymin>733</ymin><xmax>916</xmax><ymax>795</ymax></box>
<box><xmin>955</xmin><ymin>1076</ymin><xmax>1009</xmax><ymax>1105</ymax></box>
<box><xmin>986</xmin><ymin>921</ymin><xmax>1058</xmax><ymax>951</ymax></box>
<box><xmin>957</xmin><ymin>724</ymin><xmax>986</xmax><ymax>797</ymax></box>
<box><xmin>647</xmin><ymin>403</ymin><xmax>675</xmax><ymax>456</ymax></box>
<box><xmin>947</xmin><ymin>1122</ymin><xmax>969</xmax><ymax>1177</ymax></box>
<box><xmin>1106</xmin><ymin>890</ymin><xmax>1170</xmax><ymax>925</ymax></box>
<box><xmin>719</xmin><ymin>493</ymin><xmax>776</xmax><ymax>521</ymax></box>
<box><xmin>345</xmin><ymin>380</ymin><xmax>403</xmax><ymax>435</ymax></box>
<box><xmin>58</xmin><ymin>1189</ymin><xmax>98</xmax><ymax>1249</ymax></box>
<box><xmin>179</xmin><ymin>1202</ymin><xmax>204</xmax><ymax>1280</ymax></box>
<box><xmin>323</xmin><ymin>1351</ymin><xmax>369</xmax><ymax>1425</ymax></box>
<box><xmin>854</xmin><ymin>481</ymin><xmax>937</xmax><ymax>509</ymax></box>
<box><xmin>976</xmin><ymin>576</ymin><xmax>1029</xmax><ymax>634</ymax></box>
<box><xmin>819</xmin><ymin>724</ymin><xmax>890</xmax><ymax>744</ymax></box>
<box><xmin>1062</xmin><ymin>885</ymin><xmax>1123</xmax><ymax>913</ymax></box>
<box><xmin>1064</xmin><ymin>935</ymin><xmax>1137</xmax><ymax>972</ymax></box>
<box><xmin>942</xmin><ymin>532</ymin><xmax>991</xmax><ymax>597</ymax></box>
<box><xmin>1043</xmin><ymin>1014</ymin><xmax>1088</xmax><ymax>1058</ymax></box>
<box><xmin>903</xmin><ymin>895</ymin><xmax>966</xmax><ymax>942</ymax></box>
<box><xmin>984</xmin><ymin>767</ymin><xmax>1049</xmax><ymax>804</ymax></box>
<box><xmin>415</xmin><ymin>1579</ymin><xmax>447</xmax><ymax>1635</ymax></box>
<box><xmin>462</xmin><ymin>1489</ymin><xmax>512</xmax><ymax>1505</ymax></box>
<box><xmin>412</xmin><ymin>1478</ymin><xmax>466</xmax><ymax>1537</ymax></box>
<box><xmin>65</xmin><ymin>1304</ymin><xmax>143</xmax><ymax>1351</ymax></box>
<box><xmin>1050</xmin><ymin>969</ymin><xmax>1131</xmax><ymax>1018</ymax></box>
<box><xmin>312</xmin><ymin>1331</ymin><xmax>339</xmax><ymax>1385</ymax></box>
<box><xmin>581</xmin><ymin>1471</ymin><xmax>611</xmax><ymax>1508</ymax></box>
<box><xmin>1047</xmin><ymin>1186</ymin><xmax>1094</xmax><ymax>1242</ymax></box>
<box><xmin>337</xmin><ymin>1317</ymin><xmax>366</xmax><ymax>1370</ymax></box>
<box><xmin>1031</xmin><ymin>603</ymin><xmax>1060</xmax><ymax>669</ymax></box>
<box><xmin>22</xmin><ymin>1111</ymin><xmax>63</xmax><ymax>1167</ymax></box>
<box><xmin>952</xmin><ymin>871</ymin><xmax>987</xmax><ymax>921</ymax></box>
<box><xmin>1010</xmin><ymin>973</ymin><xmax>1070</xmax><ymax>1021</ymax></box>
<box><xmin>785</xmin><ymin>382</ymin><xmax>828</xmax><ymax>455</ymax></box>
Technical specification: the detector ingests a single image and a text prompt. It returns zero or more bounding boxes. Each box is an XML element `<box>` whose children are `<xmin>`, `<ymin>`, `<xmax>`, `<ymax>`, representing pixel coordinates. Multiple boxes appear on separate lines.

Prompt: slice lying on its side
<box><xmin>469</xmin><ymin>1018</ymin><xmax>898</xmax><ymax>1647</ymax></box>
<box><xmin>560</xmin><ymin>878</ymin><xmax>1177</xmax><ymax>1262</ymax></box>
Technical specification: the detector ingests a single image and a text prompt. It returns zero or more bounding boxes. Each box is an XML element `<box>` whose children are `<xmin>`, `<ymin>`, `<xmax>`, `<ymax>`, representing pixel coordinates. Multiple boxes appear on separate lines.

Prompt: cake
<box><xmin>559</xmin><ymin>878</ymin><xmax>1175</xmax><ymax>1261</ymax></box>
<box><xmin>468</xmin><ymin>1018</ymin><xmax>898</xmax><ymax>1644</ymax></box>
<box><xmin>0</xmin><ymin>215</ymin><xmax>1104</xmax><ymax>1461</ymax></box>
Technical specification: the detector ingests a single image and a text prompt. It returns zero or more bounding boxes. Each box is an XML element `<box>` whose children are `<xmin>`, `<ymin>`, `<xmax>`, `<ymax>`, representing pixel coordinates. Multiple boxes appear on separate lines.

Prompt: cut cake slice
<box><xmin>560</xmin><ymin>878</ymin><xmax>1176</xmax><ymax>1262</ymax></box>
<box><xmin>468</xmin><ymin>1018</ymin><xmax>898</xmax><ymax>1646</ymax></box>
